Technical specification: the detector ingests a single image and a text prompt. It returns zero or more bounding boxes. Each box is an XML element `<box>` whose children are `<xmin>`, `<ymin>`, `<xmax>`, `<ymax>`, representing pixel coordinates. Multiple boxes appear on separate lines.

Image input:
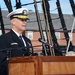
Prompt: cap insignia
<box><xmin>23</xmin><ymin>10</ymin><xmax>27</xmax><ymax>15</ymax></box>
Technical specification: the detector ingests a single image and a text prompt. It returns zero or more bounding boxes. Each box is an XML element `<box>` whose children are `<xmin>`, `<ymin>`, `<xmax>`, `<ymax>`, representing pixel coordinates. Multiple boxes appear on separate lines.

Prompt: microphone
<box><xmin>38</xmin><ymin>38</ymin><xmax>49</xmax><ymax>46</ymax></box>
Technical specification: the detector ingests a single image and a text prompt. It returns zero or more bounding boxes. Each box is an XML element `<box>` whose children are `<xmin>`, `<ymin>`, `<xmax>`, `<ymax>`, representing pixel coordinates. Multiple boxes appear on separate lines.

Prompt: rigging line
<box><xmin>66</xmin><ymin>17</ymin><xmax>75</xmax><ymax>54</ymax></box>
<box><xmin>55</xmin><ymin>27</ymin><xmax>67</xmax><ymax>30</ymax></box>
<box><xmin>14</xmin><ymin>0</ymin><xmax>51</xmax><ymax>7</ymax></box>
<box><xmin>34</xmin><ymin>0</ymin><xmax>48</xmax><ymax>56</ymax></box>
<box><xmin>40</xmin><ymin>0</ymin><xmax>55</xmax><ymax>56</ymax></box>
<box><xmin>1</xmin><ymin>0</ymin><xmax>51</xmax><ymax>9</ymax></box>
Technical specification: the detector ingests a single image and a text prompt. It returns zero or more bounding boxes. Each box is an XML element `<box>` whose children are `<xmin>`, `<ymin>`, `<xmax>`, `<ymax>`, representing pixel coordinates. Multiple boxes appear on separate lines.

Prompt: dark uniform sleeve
<box><xmin>0</xmin><ymin>37</ymin><xmax>8</xmax><ymax>75</ymax></box>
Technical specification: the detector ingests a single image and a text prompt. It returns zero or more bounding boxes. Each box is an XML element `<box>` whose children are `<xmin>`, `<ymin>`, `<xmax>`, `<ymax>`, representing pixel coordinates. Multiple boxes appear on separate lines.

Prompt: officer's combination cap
<box><xmin>7</xmin><ymin>8</ymin><xmax>29</xmax><ymax>20</ymax></box>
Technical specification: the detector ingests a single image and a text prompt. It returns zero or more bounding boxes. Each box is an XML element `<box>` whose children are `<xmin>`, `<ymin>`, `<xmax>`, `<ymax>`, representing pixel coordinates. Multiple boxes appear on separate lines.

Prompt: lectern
<box><xmin>8</xmin><ymin>56</ymin><xmax>75</xmax><ymax>75</ymax></box>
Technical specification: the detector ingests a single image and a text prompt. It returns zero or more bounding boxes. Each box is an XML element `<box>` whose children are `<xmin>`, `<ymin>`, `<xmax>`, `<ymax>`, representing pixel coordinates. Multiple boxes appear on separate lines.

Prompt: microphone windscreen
<box><xmin>38</xmin><ymin>38</ymin><xmax>42</xmax><ymax>42</ymax></box>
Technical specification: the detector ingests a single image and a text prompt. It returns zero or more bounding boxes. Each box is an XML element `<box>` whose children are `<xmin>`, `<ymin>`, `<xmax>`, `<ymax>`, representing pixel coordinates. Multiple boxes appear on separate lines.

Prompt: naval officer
<box><xmin>0</xmin><ymin>8</ymin><xmax>33</xmax><ymax>75</ymax></box>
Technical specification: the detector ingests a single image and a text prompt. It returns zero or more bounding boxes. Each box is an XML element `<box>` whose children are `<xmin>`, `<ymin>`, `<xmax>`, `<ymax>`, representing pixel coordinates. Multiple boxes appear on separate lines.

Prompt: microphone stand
<box><xmin>6</xmin><ymin>50</ymin><xmax>10</xmax><ymax>61</ymax></box>
<box><xmin>0</xmin><ymin>45</ymin><xmax>43</xmax><ymax>60</ymax></box>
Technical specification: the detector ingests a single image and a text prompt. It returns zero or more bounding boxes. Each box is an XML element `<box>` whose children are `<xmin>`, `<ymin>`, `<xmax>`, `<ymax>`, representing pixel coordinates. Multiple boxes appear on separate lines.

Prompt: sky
<box><xmin>0</xmin><ymin>0</ymin><xmax>75</xmax><ymax>14</ymax></box>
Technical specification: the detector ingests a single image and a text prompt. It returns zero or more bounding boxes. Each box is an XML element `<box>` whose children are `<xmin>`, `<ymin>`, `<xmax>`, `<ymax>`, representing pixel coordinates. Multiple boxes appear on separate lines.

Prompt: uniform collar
<box><xmin>12</xmin><ymin>29</ymin><xmax>22</xmax><ymax>37</ymax></box>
